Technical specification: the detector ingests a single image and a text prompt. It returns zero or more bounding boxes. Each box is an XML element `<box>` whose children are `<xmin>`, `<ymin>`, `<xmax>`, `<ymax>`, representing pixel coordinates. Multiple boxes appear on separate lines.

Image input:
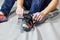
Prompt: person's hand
<box><xmin>32</xmin><ymin>12</ymin><xmax>47</xmax><ymax>21</ymax></box>
<box><xmin>16</xmin><ymin>7</ymin><xmax>24</xmax><ymax>16</ymax></box>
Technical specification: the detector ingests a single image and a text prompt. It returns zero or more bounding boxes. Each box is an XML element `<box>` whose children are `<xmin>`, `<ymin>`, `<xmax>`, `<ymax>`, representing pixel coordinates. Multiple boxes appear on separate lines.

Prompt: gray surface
<box><xmin>0</xmin><ymin>0</ymin><xmax>60</xmax><ymax>40</ymax></box>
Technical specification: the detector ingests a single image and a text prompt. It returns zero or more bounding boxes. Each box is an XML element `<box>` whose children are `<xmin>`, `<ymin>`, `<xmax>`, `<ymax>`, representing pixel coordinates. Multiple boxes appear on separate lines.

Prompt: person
<box><xmin>0</xmin><ymin>0</ymin><xmax>58</xmax><ymax>23</ymax></box>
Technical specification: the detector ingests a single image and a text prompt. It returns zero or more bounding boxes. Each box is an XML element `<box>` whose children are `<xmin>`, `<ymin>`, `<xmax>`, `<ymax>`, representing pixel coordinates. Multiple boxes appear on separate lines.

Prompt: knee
<box><xmin>32</xmin><ymin>0</ymin><xmax>45</xmax><ymax>6</ymax></box>
<box><xmin>33</xmin><ymin>0</ymin><xmax>40</xmax><ymax>5</ymax></box>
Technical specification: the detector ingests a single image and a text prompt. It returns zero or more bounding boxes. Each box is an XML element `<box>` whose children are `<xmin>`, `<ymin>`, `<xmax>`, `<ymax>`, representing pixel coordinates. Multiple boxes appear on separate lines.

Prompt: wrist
<box><xmin>17</xmin><ymin>7</ymin><xmax>24</xmax><ymax>11</ymax></box>
<box><xmin>41</xmin><ymin>10</ymin><xmax>49</xmax><ymax>15</ymax></box>
<box><xmin>17</xmin><ymin>6</ymin><xmax>23</xmax><ymax>8</ymax></box>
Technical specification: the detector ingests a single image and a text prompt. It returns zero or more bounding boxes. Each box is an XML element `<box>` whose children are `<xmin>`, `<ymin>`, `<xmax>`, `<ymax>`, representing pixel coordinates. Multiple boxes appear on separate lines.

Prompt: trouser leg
<box><xmin>27</xmin><ymin>0</ymin><xmax>51</xmax><ymax>14</ymax></box>
<box><xmin>0</xmin><ymin>0</ymin><xmax>16</xmax><ymax>17</ymax></box>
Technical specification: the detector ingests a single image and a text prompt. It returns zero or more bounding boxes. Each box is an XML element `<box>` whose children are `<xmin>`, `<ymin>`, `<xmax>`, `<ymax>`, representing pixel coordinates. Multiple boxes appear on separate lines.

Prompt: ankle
<box><xmin>0</xmin><ymin>12</ymin><xmax>4</xmax><ymax>16</ymax></box>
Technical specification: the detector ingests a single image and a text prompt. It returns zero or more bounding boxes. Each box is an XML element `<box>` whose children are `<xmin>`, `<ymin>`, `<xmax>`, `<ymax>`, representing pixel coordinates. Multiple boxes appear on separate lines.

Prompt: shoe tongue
<box><xmin>23</xmin><ymin>14</ymin><xmax>33</xmax><ymax>25</ymax></box>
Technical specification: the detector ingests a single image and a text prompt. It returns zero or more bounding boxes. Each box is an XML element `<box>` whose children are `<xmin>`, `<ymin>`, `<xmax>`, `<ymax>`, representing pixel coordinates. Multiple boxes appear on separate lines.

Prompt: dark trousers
<box><xmin>0</xmin><ymin>0</ymin><xmax>51</xmax><ymax>17</ymax></box>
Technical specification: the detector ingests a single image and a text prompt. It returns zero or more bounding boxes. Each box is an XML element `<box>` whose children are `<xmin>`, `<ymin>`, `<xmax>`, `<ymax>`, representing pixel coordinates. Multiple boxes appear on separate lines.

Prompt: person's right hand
<box><xmin>16</xmin><ymin>7</ymin><xmax>24</xmax><ymax>16</ymax></box>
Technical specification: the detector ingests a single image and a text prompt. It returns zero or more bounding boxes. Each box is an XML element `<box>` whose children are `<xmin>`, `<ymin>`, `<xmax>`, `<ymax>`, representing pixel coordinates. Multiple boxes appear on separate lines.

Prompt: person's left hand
<box><xmin>32</xmin><ymin>12</ymin><xmax>47</xmax><ymax>21</ymax></box>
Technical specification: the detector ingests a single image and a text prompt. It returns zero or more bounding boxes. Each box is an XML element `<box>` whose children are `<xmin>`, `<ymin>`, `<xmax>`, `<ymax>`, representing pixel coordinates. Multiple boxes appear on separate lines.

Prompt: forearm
<box><xmin>42</xmin><ymin>0</ymin><xmax>59</xmax><ymax>14</ymax></box>
<box><xmin>17</xmin><ymin>0</ymin><xmax>24</xmax><ymax>8</ymax></box>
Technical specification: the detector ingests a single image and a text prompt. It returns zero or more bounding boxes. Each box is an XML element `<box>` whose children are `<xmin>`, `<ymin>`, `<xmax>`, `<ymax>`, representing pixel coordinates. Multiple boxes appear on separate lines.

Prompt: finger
<box><xmin>39</xmin><ymin>14</ymin><xmax>44</xmax><ymax>21</ymax></box>
<box><xmin>36</xmin><ymin>13</ymin><xmax>41</xmax><ymax>21</ymax></box>
<box><xmin>33</xmin><ymin>13</ymin><xmax>37</xmax><ymax>20</ymax></box>
<box><xmin>34</xmin><ymin>14</ymin><xmax>39</xmax><ymax>20</ymax></box>
<box><xmin>16</xmin><ymin>10</ymin><xmax>20</xmax><ymax>14</ymax></box>
<box><xmin>16</xmin><ymin>11</ymin><xmax>19</xmax><ymax>15</ymax></box>
<box><xmin>39</xmin><ymin>16</ymin><xmax>43</xmax><ymax>21</ymax></box>
<box><xmin>35</xmin><ymin>13</ymin><xmax>40</xmax><ymax>21</ymax></box>
<box><xmin>37</xmin><ymin>15</ymin><xmax>41</xmax><ymax>21</ymax></box>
